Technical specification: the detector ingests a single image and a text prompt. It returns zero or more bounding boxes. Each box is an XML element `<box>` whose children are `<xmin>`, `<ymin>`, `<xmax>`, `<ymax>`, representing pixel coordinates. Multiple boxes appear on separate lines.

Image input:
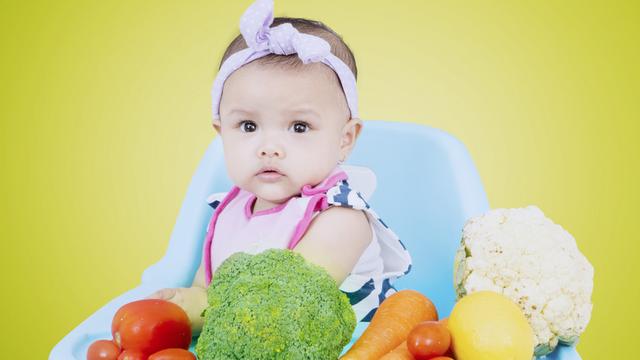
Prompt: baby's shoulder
<box><xmin>297</xmin><ymin>200</ymin><xmax>372</xmax><ymax>276</ymax></box>
<box><xmin>316</xmin><ymin>166</ymin><xmax>378</xmax><ymax>246</ymax></box>
<box><xmin>315</xmin><ymin>205</ymin><xmax>370</xmax><ymax>231</ymax></box>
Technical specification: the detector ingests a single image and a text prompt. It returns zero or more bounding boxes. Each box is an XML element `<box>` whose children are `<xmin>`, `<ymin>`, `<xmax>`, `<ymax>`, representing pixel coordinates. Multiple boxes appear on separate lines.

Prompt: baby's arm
<box><xmin>146</xmin><ymin>262</ymin><xmax>210</xmax><ymax>336</ymax></box>
<box><xmin>292</xmin><ymin>206</ymin><xmax>372</xmax><ymax>285</ymax></box>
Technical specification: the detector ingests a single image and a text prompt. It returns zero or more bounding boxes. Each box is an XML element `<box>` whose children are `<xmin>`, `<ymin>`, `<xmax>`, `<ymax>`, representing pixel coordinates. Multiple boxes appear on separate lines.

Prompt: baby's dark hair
<box><xmin>219</xmin><ymin>17</ymin><xmax>358</xmax><ymax>80</ymax></box>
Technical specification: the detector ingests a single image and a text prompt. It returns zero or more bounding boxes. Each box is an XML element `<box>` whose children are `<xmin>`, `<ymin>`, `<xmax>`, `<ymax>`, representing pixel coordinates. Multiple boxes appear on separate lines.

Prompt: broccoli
<box><xmin>453</xmin><ymin>206</ymin><xmax>594</xmax><ymax>356</ymax></box>
<box><xmin>195</xmin><ymin>249</ymin><xmax>356</xmax><ymax>360</ymax></box>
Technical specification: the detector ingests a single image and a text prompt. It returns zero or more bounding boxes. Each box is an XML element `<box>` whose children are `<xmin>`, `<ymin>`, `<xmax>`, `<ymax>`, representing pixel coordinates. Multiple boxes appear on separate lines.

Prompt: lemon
<box><xmin>448</xmin><ymin>291</ymin><xmax>534</xmax><ymax>360</ymax></box>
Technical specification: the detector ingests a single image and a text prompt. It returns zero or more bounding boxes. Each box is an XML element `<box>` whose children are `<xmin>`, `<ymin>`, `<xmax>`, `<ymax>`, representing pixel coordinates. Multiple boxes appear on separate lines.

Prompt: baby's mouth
<box><xmin>257</xmin><ymin>167</ymin><xmax>285</xmax><ymax>176</ymax></box>
<box><xmin>257</xmin><ymin>170</ymin><xmax>285</xmax><ymax>182</ymax></box>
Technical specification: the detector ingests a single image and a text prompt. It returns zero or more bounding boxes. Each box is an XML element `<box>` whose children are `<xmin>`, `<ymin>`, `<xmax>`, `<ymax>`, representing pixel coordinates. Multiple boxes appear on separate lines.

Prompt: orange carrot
<box><xmin>379</xmin><ymin>340</ymin><xmax>414</xmax><ymax>360</ymax></box>
<box><xmin>339</xmin><ymin>289</ymin><xmax>437</xmax><ymax>360</ymax></box>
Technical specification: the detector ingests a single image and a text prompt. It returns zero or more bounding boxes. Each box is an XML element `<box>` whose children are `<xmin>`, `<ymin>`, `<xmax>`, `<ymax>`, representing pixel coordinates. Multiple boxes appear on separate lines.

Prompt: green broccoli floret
<box><xmin>195</xmin><ymin>248</ymin><xmax>356</xmax><ymax>360</ymax></box>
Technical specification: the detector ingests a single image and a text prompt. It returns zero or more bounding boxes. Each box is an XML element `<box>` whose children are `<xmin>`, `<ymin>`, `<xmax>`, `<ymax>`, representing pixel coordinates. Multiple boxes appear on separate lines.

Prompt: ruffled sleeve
<box><xmin>324</xmin><ymin>172</ymin><xmax>413</xmax><ymax>282</ymax></box>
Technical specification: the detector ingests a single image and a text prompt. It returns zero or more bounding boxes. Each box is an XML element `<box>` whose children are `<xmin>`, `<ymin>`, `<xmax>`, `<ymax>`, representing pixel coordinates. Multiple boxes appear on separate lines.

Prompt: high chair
<box><xmin>50</xmin><ymin>120</ymin><xmax>581</xmax><ymax>359</ymax></box>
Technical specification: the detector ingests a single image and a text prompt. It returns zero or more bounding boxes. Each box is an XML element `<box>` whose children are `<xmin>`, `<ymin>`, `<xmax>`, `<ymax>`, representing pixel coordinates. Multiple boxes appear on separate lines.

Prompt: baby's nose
<box><xmin>260</xmin><ymin>149</ymin><xmax>280</xmax><ymax>158</ymax></box>
<box><xmin>258</xmin><ymin>144</ymin><xmax>284</xmax><ymax>158</ymax></box>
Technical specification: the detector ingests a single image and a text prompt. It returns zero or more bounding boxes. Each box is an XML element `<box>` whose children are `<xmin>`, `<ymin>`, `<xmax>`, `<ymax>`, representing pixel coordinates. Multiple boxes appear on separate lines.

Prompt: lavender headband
<box><xmin>211</xmin><ymin>0</ymin><xmax>359</xmax><ymax>121</ymax></box>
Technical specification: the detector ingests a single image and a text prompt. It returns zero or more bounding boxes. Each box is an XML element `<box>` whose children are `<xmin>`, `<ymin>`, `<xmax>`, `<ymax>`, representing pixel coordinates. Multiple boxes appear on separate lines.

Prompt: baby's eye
<box><xmin>239</xmin><ymin>120</ymin><xmax>257</xmax><ymax>133</ymax></box>
<box><xmin>290</xmin><ymin>121</ymin><xmax>311</xmax><ymax>133</ymax></box>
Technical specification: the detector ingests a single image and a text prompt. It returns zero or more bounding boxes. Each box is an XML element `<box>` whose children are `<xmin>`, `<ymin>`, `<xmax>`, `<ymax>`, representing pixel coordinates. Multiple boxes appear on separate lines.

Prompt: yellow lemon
<box><xmin>448</xmin><ymin>291</ymin><xmax>534</xmax><ymax>360</ymax></box>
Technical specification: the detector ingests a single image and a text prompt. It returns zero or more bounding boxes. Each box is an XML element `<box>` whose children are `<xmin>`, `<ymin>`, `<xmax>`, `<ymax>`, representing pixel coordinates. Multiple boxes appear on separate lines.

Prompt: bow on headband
<box><xmin>240</xmin><ymin>0</ymin><xmax>331</xmax><ymax>62</ymax></box>
<box><xmin>210</xmin><ymin>0</ymin><xmax>359</xmax><ymax>121</ymax></box>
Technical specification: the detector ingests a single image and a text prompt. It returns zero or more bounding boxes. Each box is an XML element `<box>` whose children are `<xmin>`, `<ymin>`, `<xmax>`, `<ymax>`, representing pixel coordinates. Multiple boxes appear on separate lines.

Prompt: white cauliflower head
<box><xmin>453</xmin><ymin>206</ymin><xmax>594</xmax><ymax>356</ymax></box>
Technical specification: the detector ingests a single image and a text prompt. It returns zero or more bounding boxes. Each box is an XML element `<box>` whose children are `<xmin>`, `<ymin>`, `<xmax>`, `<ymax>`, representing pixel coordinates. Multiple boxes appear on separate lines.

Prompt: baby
<box><xmin>147</xmin><ymin>0</ymin><xmax>412</xmax><ymax>336</ymax></box>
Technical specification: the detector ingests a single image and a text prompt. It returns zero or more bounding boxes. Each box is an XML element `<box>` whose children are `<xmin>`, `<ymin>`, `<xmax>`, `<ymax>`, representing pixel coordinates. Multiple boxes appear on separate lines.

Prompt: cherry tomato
<box><xmin>439</xmin><ymin>317</ymin><xmax>449</xmax><ymax>328</ymax></box>
<box><xmin>117</xmin><ymin>349</ymin><xmax>148</xmax><ymax>360</ymax></box>
<box><xmin>444</xmin><ymin>346</ymin><xmax>455</xmax><ymax>358</ymax></box>
<box><xmin>148</xmin><ymin>348</ymin><xmax>196</xmax><ymax>360</ymax></box>
<box><xmin>406</xmin><ymin>320</ymin><xmax>451</xmax><ymax>360</ymax></box>
<box><xmin>438</xmin><ymin>318</ymin><xmax>454</xmax><ymax>358</ymax></box>
<box><xmin>87</xmin><ymin>339</ymin><xmax>121</xmax><ymax>360</ymax></box>
<box><xmin>112</xmin><ymin>299</ymin><xmax>192</xmax><ymax>354</ymax></box>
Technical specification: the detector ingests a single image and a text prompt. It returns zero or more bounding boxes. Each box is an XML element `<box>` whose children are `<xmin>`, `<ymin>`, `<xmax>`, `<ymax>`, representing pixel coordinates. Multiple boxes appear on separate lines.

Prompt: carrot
<box><xmin>339</xmin><ymin>289</ymin><xmax>437</xmax><ymax>360</ymax></box>
<box><xmin>379</xmin><ymin>340</ymin><xmax>414</xmax><ymax>360</ymax></box>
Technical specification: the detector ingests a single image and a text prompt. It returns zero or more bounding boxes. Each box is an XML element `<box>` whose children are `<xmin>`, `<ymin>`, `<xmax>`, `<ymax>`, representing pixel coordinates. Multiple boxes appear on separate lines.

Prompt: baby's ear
<box><xmin>212</xmin><ymin>119</ymin><xmax>222</xmax><ymax>134</ymax></box>
<box><xmin>341</xmin><ymin>118</ymin><xmax>362</xmax><ymax>145</ymax></box>
<box><xmin>350</xmin><ymin>117</ymin><xmax>363</xmax><ymax>139</ymax></box>
<box><xmin>339</xmin><ymin>117</ymin><xmax>363</xmax><ymax>159</ymax></box>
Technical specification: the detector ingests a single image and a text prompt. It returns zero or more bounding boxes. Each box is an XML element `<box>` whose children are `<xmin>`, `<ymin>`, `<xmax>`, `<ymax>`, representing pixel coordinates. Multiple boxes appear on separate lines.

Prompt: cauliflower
<box><xmin>195</xmin><ymin>248</ymin><xmax>356</xmax><ymax>360</ymax></box>
<box><xmin>453</xmin><ymin>206</ymin><xmax>594</xmax><ymax>356</ymax></box>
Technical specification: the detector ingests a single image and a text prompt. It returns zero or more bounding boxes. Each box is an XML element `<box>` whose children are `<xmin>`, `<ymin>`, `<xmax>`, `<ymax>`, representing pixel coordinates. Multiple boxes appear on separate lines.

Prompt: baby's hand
<box><xmin>145</xmin><ymin>287</ymin><xmax>192</xmax><ymax>312</ymax></box>
<box><xmin>145</xmin><ymin>288</ymin><xmax>179</xmax><ymax>302</ymax></box>
<box><xmin>145</xmin><ymin>287</ymin><xmax>208</xmax><ymax>335</ymax></box>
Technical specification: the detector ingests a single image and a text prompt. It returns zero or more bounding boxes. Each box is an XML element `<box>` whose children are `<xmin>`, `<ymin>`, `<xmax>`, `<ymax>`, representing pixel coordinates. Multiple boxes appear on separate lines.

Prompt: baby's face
<box><xmin>214</xmin><ymin>61</ymin><xmax>361</xmax><ymax>205</ymax></box>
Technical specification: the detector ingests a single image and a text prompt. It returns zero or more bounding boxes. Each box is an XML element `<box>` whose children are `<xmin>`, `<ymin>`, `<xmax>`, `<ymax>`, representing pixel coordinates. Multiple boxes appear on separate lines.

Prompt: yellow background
<box><xmin>1</xmin><ymin>1</ymin><xmax>637</xmax><ymax>358</ymax></box>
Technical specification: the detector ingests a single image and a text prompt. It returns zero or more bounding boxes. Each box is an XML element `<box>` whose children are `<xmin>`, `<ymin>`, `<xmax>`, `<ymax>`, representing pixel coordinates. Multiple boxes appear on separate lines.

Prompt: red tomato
<box><xmin>406</xmin><ymin>321</ymin><xmax>451</xmax><ymax>360</ymax></box>
<box><xmin>148</xmin><ymin>348</ymin><xmax>196</xmax><ymax>360</ymax></box>
<box><xmin>111</xmin><ymin>299</ymin><xmax>192</xmax><ymax>354</ymax></box>
<box><xmin>117</xmin><ymin>349</ymin><xmax>148</xmax><ymax>360</ymax></box>
<box><xmin>430</xmin><ymin>357</ymin><xmax>454</xmax><ymax>360</ymax></box>
<box><xmin>87</xmin><ymin>339</ymin><xmax>121</xmax><ymax>360</ymax></box>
